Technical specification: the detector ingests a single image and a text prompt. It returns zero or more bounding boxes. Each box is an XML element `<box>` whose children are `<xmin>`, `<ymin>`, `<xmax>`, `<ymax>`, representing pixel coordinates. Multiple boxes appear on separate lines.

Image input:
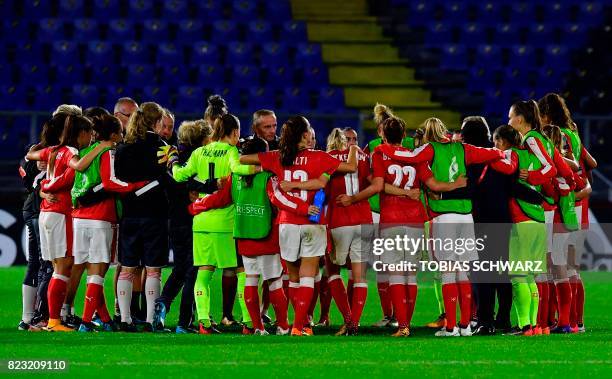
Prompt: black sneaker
<box><xmin>142</xmin><ymin>322</ymin><xmax>154</xmax><ymax>332</ymax></box>
<box><xmin>119</xmin><ymin>322</ymin><xmax>138</xmax><ymax>332</ymax></box>
<box><xmin>472</xmin><ymin>325</ymin><xmax>496</xmax><ymax>336</ymax></box>
<box><xmin>18</xmin><ymin>320</ymin><xmax>30</xmax><ymax>331</ymax></box>
<box><xmin>63</xmin><ymin>314</ymin><xmax>82</xmax><ymax>329</ymax></box>
<box><xmin>113</xmin><ymin>314</ymin><xmax>122</xmax><ymax>324</ymax></box>
<box><xmin>30</xmin><ymin>312</ymin><xmax>46</xmax><ymax>327</ymax></box>
<box><xmin>261</xmin><ymin>313</ymin><xmax>272</xmax><ymax>325</ymax></box>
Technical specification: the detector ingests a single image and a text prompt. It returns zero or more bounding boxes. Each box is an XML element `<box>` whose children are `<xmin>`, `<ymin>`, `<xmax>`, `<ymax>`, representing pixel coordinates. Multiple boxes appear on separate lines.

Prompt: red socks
<box><xmin>288</xmin><ymin>282</ymin><xmax>299</xmax><ymax>312</ymax></box>
<box><xmin>377</xmin><ymin>279</ymin><xmax>392</xmax><ymax>318</ymax></box>
<box><xmin>221</xmin><ymin>271</ymin><xmax>237</xmax><ymax>318</ymax></box>
<box><xmin>556</xmin><ymin>280</ymin><xmax>572</xmax><ymax>327</ymax></box>
<box><xmin>442</xmin><ymin>282</ymin><xmax>458</xmax><ymax>330</ymax></box>
<box><xmin>575</xmin><ymin>277</ymin><xmax>585</xmax><ymax>325</ymax></box>
<box><xmin>548</xmin><ymin>281</ymin><xmax>558</xmax><ymax>326</ymax></box>
<box><xmin>457</xmin><ymin>281</ymin><xmax>472</xmax><ymax>327</ymax></box>
<box><xmin>536</xmin><ymin>281</ymin><xmax>549</xmax><ymax>328</ymax></box>
<box><xmin>569</xmin><ymin>277</ymin><xmax>578</xmax><ymax>327</ymax></box>
<box><xmin>48</xmin><ymin>274</ymin><xmax>69</xmax><ymax>320</ymax></box>
<box><xmin>268</xmin><ymin>279</ymin><xmax>289</xmax><ymax>330</ymax></box>
<box><xmin>82</xmin><ymin>275</ymin><xmax>106</xmax><ymax>323</ymax></box>
<box><xmin>351</xmin><ymin>283</ymin><xmax>367</xmax><ymax>325</ymax></box>
<box><xmin>97</xmin><ymin>289</ymin><xmax>112</xmax><ymax>323</ymax></box>
<box><xmin>292</xmin><ymin>277</ymin><xmax>315</xmax><ymax>330</ymax></box>
<box><xmin>307</xmin><ymin>275</ymin><xmax>321</xmax><ymax>321</ymax></box>
<box><xmin>388</xmin><ymin>276</ymin><xmax>408</xmax><ymax>328</ymax></box>
<box><xmin>244</xmin><ymin>279</ymin><xmax>264</xmax><ymax>331</ymax></box>
<box><xmin>318</xmin><ymin>275</ymin><xmax>332</xmax><ymax>322</ymax></box>
<box><xmin>328</xmin><ymin>275</ymin><xmax>352</xmax><ymax>324</ymax></box>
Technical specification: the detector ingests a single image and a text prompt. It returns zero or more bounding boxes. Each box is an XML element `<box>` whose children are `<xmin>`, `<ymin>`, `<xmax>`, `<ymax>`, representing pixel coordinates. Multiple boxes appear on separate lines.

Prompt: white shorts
<box><xmin>330</xmin><ymin>225</ymin><xmax>374</xmax><ymax>265</ymax></box>
<box><xmin>39</xmin><ymin>211</ymin><xmax>71</xmax><ymax>261</ymax></box>
<box><xmin>431</xmin><ymin>213</ymin><xmax>478</xmax><ymax>262</ymax></box>
<box><xmin>544</xmin><ymin>210</ymin><xmax>554</xmax><ymax>253</ymax></box>
<box><xmin>377</xmin><ymin>225</ymin><xmax>423</xmax><ymax>265</ymax></box>
<box><xmin>242</xmin><ymin>254</ymin><xmax>283</xmax><ymax>281</ymax></box>
<box><xmin>568</xmin><ymin>205</ymin><xmax>583</xmax><ymax>247</ymax></box>
<box><xmin>571</xmin><ymin>229</ymin><xmax>587</xmax><ymax>266</ymax></box>
<box><xmin>73</xmin><ymin>218</ymin><xmax>114</xmax><ymax>264</ymax></box>
<box><xmin>551</xmin><ymin>232</ymin><xmax>571</xmax><ymax>266</ymax></box>
<box><xmin>279</xmin><ymin>224</ymin><xmax>327</xmax><ymax>262</ymax></box>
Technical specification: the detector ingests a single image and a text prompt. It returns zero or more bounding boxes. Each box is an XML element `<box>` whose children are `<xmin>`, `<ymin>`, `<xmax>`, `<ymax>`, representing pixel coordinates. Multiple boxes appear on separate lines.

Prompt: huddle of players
<box><xmin>18</xmin><ymin>91</ymin><xmax>595</xmax><ymax>337</ymax></box>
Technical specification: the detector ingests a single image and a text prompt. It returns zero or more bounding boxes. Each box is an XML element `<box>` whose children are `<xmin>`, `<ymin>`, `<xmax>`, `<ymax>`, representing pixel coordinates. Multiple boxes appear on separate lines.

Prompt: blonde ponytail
<box><xmin>326</xmin><ymin>128</ymin><xmax>347</xmax><ymax>152</ymax></box>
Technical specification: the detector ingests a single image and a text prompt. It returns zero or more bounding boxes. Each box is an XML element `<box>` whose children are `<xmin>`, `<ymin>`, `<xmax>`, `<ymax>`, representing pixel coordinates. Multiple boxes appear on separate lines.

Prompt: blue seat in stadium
<box><xmin>156</xmin><ymin>43</ymin><xmax>182</xmax><ymax>64</ymax></box>
<box><xmin>282</xmin><ymin>21</ymin><xmax>307</xmax><ymax>44</ymax></box>
<box><xmin>509</xmin><ymin>3</ymin><xmax>536</xmax><ymax>26</ymax></box>
<box><xmin>317</xmin><ymin>87</ymin><xmax>345</xmax><ymax>112</ymax></box>
<box><xmin>226</xmin><ymin>42</ymin><xmax>254</xmax><ymax>66</ymax></box>
<box><xmin>544</xmin><ymin>45</ymin><xmax>570</xmax><ymax>69</ymax></box>
<box><xmin>4</xmin><ymin>20</ymin><xmax>30</xmax><ymax>41</ymax></box>
<box><xmin>54</xmin><ymin>64</ymin><xmax>85</xmax><ymax>84</ymax></box>
<box><xmin>261</xmin><ymin>42</ymin><xmax>289</xmax><ymax>68</ymax></box>
<box><xmin>546</xmin><ymin>2</ymin><xmax>571</xmax><ymax>24</ymax></box>
<box><xmin>444</xmin><ymin>2</ymin><xmax>467</xmax><ymax>21</ymax></box>
<box><xmin>425</xmin><ymin>23</ymin><xmax>453</xmax><ymax>46</ymax></box>
<box><xmin>476</xmin><ymin>2</ymin><xmax>502</xmax><ymax>25</ymax></box>
<box><xmin>93</xmin><ymin>0</ymin><xmax>120</xmax><ymax>18</ymax></box>
<box><xmin>129</xmin><ymin>0</ymin><xmax>155</xmax><ymax>18</ymax></box>
<box><xmin>122</xmin><ymin>41</ymin><xmax>149</xmax><ymax>64</ymax></box>
<box><xmin>475</xmin><ymin>45</ymin><xmax>503</xmax><ymax>68</ymax></box>
<box><xmin>126</xmin><ymin>64</ymin><xmax>155</xmax><ymax>87</ymax></box>
<box><xmin>299</xmin><ymin>64</ymin><xmax>328</xmax><ymax>89</ymax></box>
<box><xmin>265</xmin><ymin>65</ymin><xmax>294</xmax><ymax>88</ymax></box>
<box><xmin>0</xmin><ymin>64</ymin><xmax>12</xmax><ymax>84</ymax></box>
<box><xmin>246</xmin><ymin>87</ymin><xmax>276</xmax><ymax>110</ymax></box>
<box><xmin>282</xmin><ymin>87</ymin><xmax>311</xmax><ymax>112</ymax></box>
<box><xmin>296</xmin><ymin>43</ymin><xmax>323</xmax><ymax>66</ymax></box>
<box><xmin>439</xmin><ymin>44</ymin><xmax>468</xmax><ymax>70</ymax></box>
<box><xmin>212</xmin><ymin>87</ymin><xmax>241</xmax><ymax>111</ymax></box>
<box><xmin>0</xmin><ymin>0</ymin><xmax>14</xmax><ymax>15</ymax></box>
<box><xmin>85</xmin><ymin>41</ymin><xmax>113</xmax><ymax>66</ymax></box>
<box><xmin>108</xmin><ymin>19</ymin><xmax>136</xmax><ymax>42</ymax></box>
<box><xmin>265</xmin><ymin>1</ymin><xmax>292</xmax><ymax>20</ymax></box>
<box><xmin>212</xmin><ymin>20</ymin><xmax>238</xmax><ymax>44</ymax></box>
<box><xmin>177</xmin><ymin>20</ymin><xmax>204</xmax><ymax>43</ymax></box>
<box><xmin>493</xmin><ymin>24</ymin><xmax>521</xmax><ymax>45</ymax></box>
<box><xmin>14</xmin><ymin>42</ymin><xmax>43</xmax><ymax>64</ymax></box>
<box><xmin>143</xmin><ymin>85</ymin><xmax>170</xmax><ymax>106</ymax></box>
<box><xmin>233</xmin><ymin>0</ymin><xmax>257</xmax><ymax>23</ymax></box>
<box><xmin>142</xmin><ymin>19</ymin><xmax>169</xmax><ymax>43</ymax></box>
<box><xmin>160</xmin><ymin>64</ymin><xmax>189</xmax><ymax>84</ymax></box>
<box><xmin>503</xmin><ymin>67</ymin><xmax>530</xmax><ymax>86</ymax></box>
<box><xmin>561</xmin><ymin>24</ymin><xmax>589</xmax><ymax>48</ymax></box>
<box><xmin>22</xmin><ymin>0</ymin><xmax>52</xmax><ymax>19</ymax></box>
<box><xmin>38</xmin><ymin>19</ymin><xmax>65</xmax><ymax>43</ymax></box>
<box><xmin>197</xmin><ymin>64</ymin><xmax>225</xmax><ymax>88</ymax></box>
<box><xmin>231</xmin><ymin>65</ymin><xmax>260</xmax><ymax>88</ymax></box>
<box><xmin>482</xmin><ymin>89</ymin><xmax>510</xmax><ymax>116</ymax></box>
<box><xmin>106</xmin><ymin>85</ymin><xmax>134</xmax><ymax>103</ymax></box>
<box><xmin>0</xmin><ymin>86</ymin><xmax>27</xmax><ymax>110</ymax></box>
<box><xmin>175</xmin><ymin>86</ymin><xmax>204</xmax><ymax>113</ymax></box>
<box><xmin>59</xmin><ymin>0</ymin><xmax>85</xmax><ymax>18</ymax></box>
<box><xmin>509</xmin><ymin>45</ymin><xmax>535</xmax><ymax>68</ymax></box>
<box><xmin>407</xmin><ymin>1</ymin><xmax>434</xmax><ymax>27</ymax></box>
<box><xmin>196</xmin><ymin>0</ymin><xmax>223</xmax><ymax>20</ymax></box>
<box><xmin>33</xmin><ymin>85</ymin><xmax>64</xmax><ymax>112</ymax></box>
<box><xmin>537</xmin><ymin>66</ymin><xmax>567</xmax><ymax>91</ymax></box>
<box><xmin>71</xmin><ymin>85</ymin><xmax>99</xmax><ymax>108</ymax></box>
<box><xmin>528</xmin><ymin>24</ymin><xmax>556</xmax><ymax>47</ymax></box>
<box><xmin>578</xmin><ymin>2</ymin><xmax>604</xmax><ymax>25</ymax></box>
<box><xmin>51</xmin><ymin>41</ymin><xmax>80</xmax><ymax>66</ymax></box>
<box><xmin>163</xmin><ymin>0</ymin><xmax>189</xmax><ymax>18</ymax></box>
<box><xmin>460</xmin><ymin>23</ymin><xmax>487</xmax><ymax>45</ymax></box>
<box><xmin>73</xmin><ymin>19</ymin><xmax>100</xmax><ymax>42</ymax></box>
<box><xmin>247</xmin><ymin>21</ymin><xmax>273</xmax><ymax>44</ymax></box>
<box><xmin>88</xmin><ymin>64</ymin><xmax>118</xmax><ymax>86</ymax></box>
<box><xmin>467</xmin><ymin>66</ymin><xmax>498</xmax><ymax>92</ymax></box>
<box><xmin>19</xmin><ymin>63</ymin><xmax>48</xmax><ymax>84</ymax></box>
<box><xmin>192</xmin><ymin>42</ymin><xmax>220</xmax><ymax>64</ymax></box>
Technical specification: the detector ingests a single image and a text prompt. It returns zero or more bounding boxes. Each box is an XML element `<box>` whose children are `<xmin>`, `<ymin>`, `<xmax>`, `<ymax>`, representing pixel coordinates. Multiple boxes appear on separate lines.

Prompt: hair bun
<box><xmin>207</xmin><ymin>95</ymin><xmax>227</xmax><ymax>109</ymax></box>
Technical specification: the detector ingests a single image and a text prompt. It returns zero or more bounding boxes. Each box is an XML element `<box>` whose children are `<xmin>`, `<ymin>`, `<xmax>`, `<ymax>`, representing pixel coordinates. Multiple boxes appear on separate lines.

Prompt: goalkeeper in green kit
<box><xmin>169</xmin><ymin>114</ymin><xmax>258</xmax><ymax>334</ymax></box>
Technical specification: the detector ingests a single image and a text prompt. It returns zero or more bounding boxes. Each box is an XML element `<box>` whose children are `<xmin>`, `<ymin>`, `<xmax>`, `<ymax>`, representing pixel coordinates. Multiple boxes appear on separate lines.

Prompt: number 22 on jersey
<box><xmin>388</xmin><ymin>164</ymin><xmax>416</xmax><ymax>189</ymax></box>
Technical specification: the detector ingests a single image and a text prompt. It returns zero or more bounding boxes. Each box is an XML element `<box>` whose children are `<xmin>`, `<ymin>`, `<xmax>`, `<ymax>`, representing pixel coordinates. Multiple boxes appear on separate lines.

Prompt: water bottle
<box><xmin>309</xmin><ymin>189</ymin><xmax>325</xmax><ymax>223</ymax></box>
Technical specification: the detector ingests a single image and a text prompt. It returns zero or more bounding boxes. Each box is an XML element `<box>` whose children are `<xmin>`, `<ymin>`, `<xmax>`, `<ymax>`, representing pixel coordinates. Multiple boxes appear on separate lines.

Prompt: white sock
<box><xmin>22</xmin><ymin>284</ymin><xmax>37</xmax><ymax>323</ymax></box>
<box><xmin>145</xmin><ymin>271</ymin><xmax>162</xmax><ymax>323</ymax></box>
<box><xmin>117</xmin><ymin>272</ymin><xmax>134</xmax><ymax>324</ymax></box>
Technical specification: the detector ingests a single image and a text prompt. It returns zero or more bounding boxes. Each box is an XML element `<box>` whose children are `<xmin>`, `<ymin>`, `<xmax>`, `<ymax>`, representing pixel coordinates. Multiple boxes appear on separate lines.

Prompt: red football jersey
<box><xmin>258</xmin><ymin>149</ymin><xmax>341</xmax><ymax>225</ymax></box>
<box><xmin>372</xmin><ymin>146</ymin><xmax>429</xmax><ymax>224</ymax></box>
<box><xmin>39</xmin><ymin>146</ymin><xmax>77</xmax><ymax>215</ymax></box>
<box><xmin>327</xmin><ymin>149</ymin><xmax>372</xmax><ymax>228</ymax></box>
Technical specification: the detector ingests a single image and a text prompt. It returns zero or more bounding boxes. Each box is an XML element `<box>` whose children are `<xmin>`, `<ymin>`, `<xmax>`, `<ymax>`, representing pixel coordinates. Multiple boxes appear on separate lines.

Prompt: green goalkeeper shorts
<box><xmin>508</xmin><ymin>221</ymin><xmax>547</xmax><ymax>275</ymax></box>
<box><xmin>193</xmin><ymin>231</ymin><xmax>237</xmax><ymax>268</ymax></box>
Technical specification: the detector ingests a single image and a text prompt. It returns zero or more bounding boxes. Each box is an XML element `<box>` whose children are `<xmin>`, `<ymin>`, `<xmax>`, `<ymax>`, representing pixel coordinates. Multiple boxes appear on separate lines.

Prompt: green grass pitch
<box><xmin>0</xmin><ymin>267</ymin><xmax>611</xmax><ymax>378</ymax></box>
